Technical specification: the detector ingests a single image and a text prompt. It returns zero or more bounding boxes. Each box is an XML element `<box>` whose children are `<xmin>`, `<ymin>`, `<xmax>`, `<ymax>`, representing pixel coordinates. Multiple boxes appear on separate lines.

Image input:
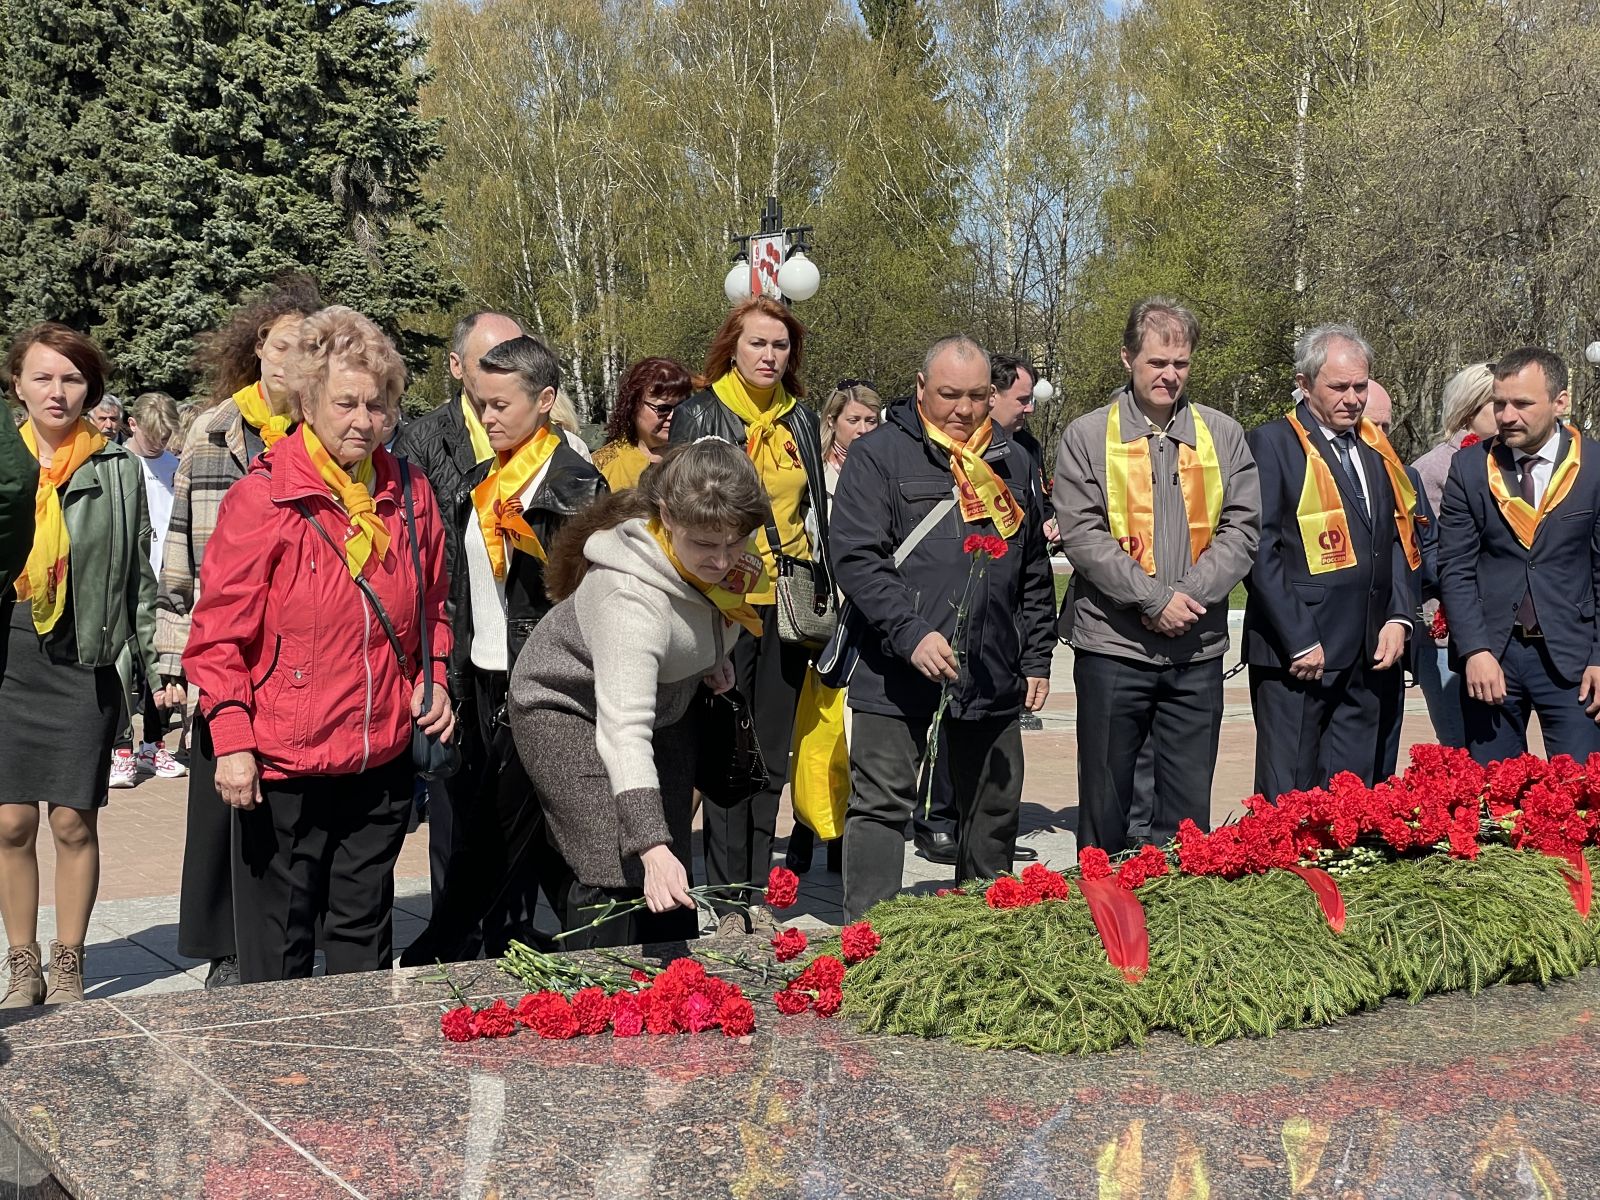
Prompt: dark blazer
<box><xmin>828</xmin><ymin>397</ymin><xmax>1056</xmax><ymax>722</ymax></box>
<box><xmin>1437</xmin><ymin>429</ymin><xmax>1600</xmax><ymax>685</ymax></box>
<box><xmin>668</xmin><ymin>386</ymin><xmax>833</xmax><ymax>596</ymax></box>
<box><xmin>1243</xmin><ymin>401</ymin><xmax>1414</xmax><ymax>671</ymax></box>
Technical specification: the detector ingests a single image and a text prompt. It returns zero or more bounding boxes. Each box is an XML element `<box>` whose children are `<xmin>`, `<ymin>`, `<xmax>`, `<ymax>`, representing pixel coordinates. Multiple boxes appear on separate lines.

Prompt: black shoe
<box><xmin>1013</xmin><ymin>844</ymin><xmax>1039</xmax><ymax>862</ymax></box>
<box><xmin>785</xmin><ymin>825</ymin><xmax>815</xmax><ymax>874</ymax></box>
<box><xmin>914</xmin><ymin>831</ymin><xmax>958</xmax><ymax>865</ymax></box>
<box><xmin>204</xmin><ymin>956</ymin><xmax>239</xmax><ymax>989</ymax></box>
<box><xmin>825</xmin><ymin>838</ymin><xmax>842</xmax><ymax>874</ymax></box>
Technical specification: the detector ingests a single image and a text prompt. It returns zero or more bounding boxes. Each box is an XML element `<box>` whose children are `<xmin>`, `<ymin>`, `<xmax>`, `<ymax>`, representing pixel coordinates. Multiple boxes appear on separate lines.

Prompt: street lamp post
<box><xmin>723</xmin><ymin>197</ymin><xmax>820</xmax><ymax>305</ymax></box>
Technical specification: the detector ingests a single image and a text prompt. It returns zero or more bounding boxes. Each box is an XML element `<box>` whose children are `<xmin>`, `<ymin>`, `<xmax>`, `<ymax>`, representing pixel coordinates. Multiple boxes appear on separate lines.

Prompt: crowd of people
<box><xmin>0</xmin><ymin>277</ymin><xmax>1589</xmax><ymax>1009</ymax></box>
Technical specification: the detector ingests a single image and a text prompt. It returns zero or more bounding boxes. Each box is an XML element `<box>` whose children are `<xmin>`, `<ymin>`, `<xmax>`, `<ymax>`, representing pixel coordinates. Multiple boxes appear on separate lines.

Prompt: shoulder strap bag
<box><xmin>815</xmin><ymin>486</ymin><xmax>960</xmax><ymax>689</ymax></box>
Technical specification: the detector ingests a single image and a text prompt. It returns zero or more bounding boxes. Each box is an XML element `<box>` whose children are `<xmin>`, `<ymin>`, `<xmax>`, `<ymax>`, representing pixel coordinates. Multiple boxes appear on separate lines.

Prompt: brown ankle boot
<box><xmin>43</xmin><ymin>941</ymin><xmax>84</xmax><ymax>1005</ymax></box>
<box><xmin>1</xmin><ymin>943</ymin><xmax>45</xmax><ymax>1008</ymax></box>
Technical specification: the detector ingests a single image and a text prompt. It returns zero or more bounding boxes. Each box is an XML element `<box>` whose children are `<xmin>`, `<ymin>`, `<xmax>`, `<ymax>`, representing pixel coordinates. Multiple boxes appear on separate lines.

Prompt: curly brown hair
<box><xmin>605</xmin><ymin>356</ymin><xmax>693</xmax><ymax>444</ymax></box>
<box><xmin>698</xmin><ymin>297</ymin><xmax>807</xmax><ymax>398</ymax></box>
<box><xmin>191</xmin><ymin>272</ymin><xmax>324</xmax><ymax>406</ymax></box>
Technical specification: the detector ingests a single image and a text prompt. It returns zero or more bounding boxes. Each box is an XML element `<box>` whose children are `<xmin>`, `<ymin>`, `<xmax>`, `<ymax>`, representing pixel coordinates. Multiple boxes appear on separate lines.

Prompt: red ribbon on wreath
<box><xmin>1077</xmin><ymin>877</ymin><xmax>1149</xmax><ymax>982</ymax></box>
<box><xmin>1549</xmin><ymin>850</ymin><xmax>1592</xmax><ymax>918</ymax></box>
<box><xmin>1286</xmin><ymin>865</ymin><xmax>1346</xmax><ymax>932</ymax></box>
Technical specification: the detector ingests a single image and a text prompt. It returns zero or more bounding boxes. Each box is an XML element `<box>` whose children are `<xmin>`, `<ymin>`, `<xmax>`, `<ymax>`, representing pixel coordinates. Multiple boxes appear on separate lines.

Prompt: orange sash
<box><xmin>1487</xmin><ymin>426</ymin><xmax>1581</xmax><ymax>549</ymax></box>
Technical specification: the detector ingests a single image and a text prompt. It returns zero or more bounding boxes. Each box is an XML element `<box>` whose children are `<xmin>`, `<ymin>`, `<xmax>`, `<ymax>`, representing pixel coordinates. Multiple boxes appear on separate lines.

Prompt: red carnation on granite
<box><xmin>771</xmin><ymin>927</ymin><xmax>809</xmax><ymax>962</ymax></box>
<box><xmin>644</xmin><ymin>1000</ymin><xmax>680</xmax><ymax>1036</ymax></box>
<box><xmin>571</xmin><ymin>987</ymin><xmax>615</xmax><ymax>1036</ymax></box>
<box><xmin>717</xmin><ymin>994</ymin><xmax>756</xmax><ymax>1037</ymax></box>
<box><xmin>796</xmin><ymin>954</ymin><xmax>846</xmax><ymax>991</ymax></box>
<box><xmin>986</xmin><ymin>875</ymin><xmax>1032</xmax><ymax>909</ymax></box>
<box><xmin>610</xmin><ymin>994</ymin><xmax>645</xmax><ymax>1038</ymax></box>
<box><xmin>678</xmin><ymin>991</ymin><xmax>719</xmax><ymax>1034</ymax></box>
<box><xmin>440</xmin><ymin>1006</ymin><xmax>478</xmax><ymax>1043</ymax></box>
<box><xmin>765</xmin><ymin>866</ymin><xmax>800</xmax><ymax>909</ymax></box>
<box><xmin>840</xmin><ymin>921</ymin><xmax>882</xmax><ymax>963</ymax></box>
<box><xmin>1077</xmin><ymin>846</ymin><xmax>1113</xmax><ymax>882</ymax></box>
<box><xmin>1020</xmin><ymin>863</ymin><xmax>1072</xmax><ymax>901</ymax></box>
<box><xmin>813</xmin><ymin>987</ymin><xmax>844</xmax><ymax>1017</ymax></box>
<box><xmin>471</xmin><ymin>998</ymin><xmax>518</xmax><ymax>1039</ymax></box>
<box><xmin>774</xmin><ymin>987</ymin><xmax>812</xmax><ymax>1015</ymax></box>
<box><xmin>530</xmin><ymin>994</ymin><xmax>580</xmax><ymax>1040</ymax></box>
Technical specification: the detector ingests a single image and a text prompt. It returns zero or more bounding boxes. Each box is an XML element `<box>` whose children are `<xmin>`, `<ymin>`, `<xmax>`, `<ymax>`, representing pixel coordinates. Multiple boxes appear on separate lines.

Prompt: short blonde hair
<box><xmin>1439</xmin><ymin>362</ymin><xmax>1494</xmax><ymax>439</ymax></box>
<box><xmin>131</xmin><ymin>391</ymin><xmax>180</xmax><ymax>449</ymax></box>
<box><xmin>285</xmin><ymin>306</ymin><xmax>406</xmax><ymax>421</ymax></box>
<box><xmin>551</xmin><ymin>387</ymin><xmax>581</xmax><ymax>435</ymax></box>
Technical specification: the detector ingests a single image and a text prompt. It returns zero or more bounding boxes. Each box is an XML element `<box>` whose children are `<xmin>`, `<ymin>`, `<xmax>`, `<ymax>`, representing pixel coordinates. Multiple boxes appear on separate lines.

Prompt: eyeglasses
<box><xmin>837</xmin><ymin>378</ymin><xmax>877</xmax><ymax>391</ymax></box>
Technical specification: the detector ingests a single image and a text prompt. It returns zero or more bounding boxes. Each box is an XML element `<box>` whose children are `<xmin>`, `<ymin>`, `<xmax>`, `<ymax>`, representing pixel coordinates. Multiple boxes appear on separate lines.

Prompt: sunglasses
<box><xmin>837</xmin><ymin>378</ymin><xmax>877</xmax><ymax>391</ymax></box>
<box><xmin>641</xmin><ymin>400</ymin><xmax>681</xmax><ymax>418</ymax></box>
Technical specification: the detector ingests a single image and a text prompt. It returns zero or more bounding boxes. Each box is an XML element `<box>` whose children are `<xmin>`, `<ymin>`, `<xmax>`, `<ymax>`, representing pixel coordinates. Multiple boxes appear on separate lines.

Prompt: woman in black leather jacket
<box><xmin>668</xmin><ymin>297</ymin><xmax>832</xmax><ymax>930</ymax></box>
<box><xmin>401</xmin><ymin>335</ymin><xmax>605</xmax><ymax>965</ymax></box>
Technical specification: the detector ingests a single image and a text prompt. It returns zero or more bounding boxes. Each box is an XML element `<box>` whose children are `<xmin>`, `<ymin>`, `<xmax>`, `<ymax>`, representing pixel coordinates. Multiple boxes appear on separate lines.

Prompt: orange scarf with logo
<box><xmin>470</xmin><ymin>425</ymin><xmax>561</xmax><ymax>579</ymax></box>
<box><xmin>918</xmin><ymin>409</ymin><xmax>1024</xmax><ymax>538</ymax></box>
<box><xmin>647</xmin><ymin>518</ymin><xmax>765</xmax><ymax>638</ymax></box>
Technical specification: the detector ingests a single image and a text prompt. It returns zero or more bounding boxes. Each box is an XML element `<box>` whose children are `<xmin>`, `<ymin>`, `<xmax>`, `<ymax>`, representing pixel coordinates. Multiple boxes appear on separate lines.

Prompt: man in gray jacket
<box><xmin>1055</xmin><ymin>298</ymin><xmax>1260</xmax><ymax>851</ymax></box>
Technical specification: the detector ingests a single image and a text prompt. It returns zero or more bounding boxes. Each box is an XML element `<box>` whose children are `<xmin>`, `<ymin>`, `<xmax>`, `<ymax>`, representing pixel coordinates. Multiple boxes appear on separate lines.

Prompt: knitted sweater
<box><xmin>509</xmin><ymin>519</ymin><xmax>736</xmax><ymax>881</ymax></box>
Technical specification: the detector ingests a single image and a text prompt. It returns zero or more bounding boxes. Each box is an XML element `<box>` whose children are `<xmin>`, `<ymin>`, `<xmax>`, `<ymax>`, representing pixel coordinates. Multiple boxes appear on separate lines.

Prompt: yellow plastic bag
<box><xmin>790</xmin><ymin>667</ymin><xmax>849</xmax><ymax>840</ymax></box>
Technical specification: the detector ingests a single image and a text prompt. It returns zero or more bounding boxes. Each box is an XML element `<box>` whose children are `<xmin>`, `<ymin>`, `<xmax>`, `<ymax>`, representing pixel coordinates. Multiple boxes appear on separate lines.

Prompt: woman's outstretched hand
<box><xmin>640</xmin><ymin>844</ymin><xmax>694</xmax><ymax>913</ymax></box>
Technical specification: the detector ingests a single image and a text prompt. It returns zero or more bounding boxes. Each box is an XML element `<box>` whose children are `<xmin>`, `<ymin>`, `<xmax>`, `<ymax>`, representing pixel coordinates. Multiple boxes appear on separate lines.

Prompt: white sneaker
<box><xmin>135</xmin><ymin>743</ymin><xmax>187</xmax><ymax>779</ymax></box>
<box><xmin>108</xmin><ymin>749</ymin><xmax>138</xmax><ymax>789</ymax></box>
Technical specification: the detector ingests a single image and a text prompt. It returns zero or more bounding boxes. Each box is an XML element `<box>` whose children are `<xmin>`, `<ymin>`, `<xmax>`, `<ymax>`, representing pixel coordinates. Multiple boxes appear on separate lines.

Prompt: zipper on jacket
<box><xmin>360</xmin><ymin>602</ymin><xmax>373</xmax><ymax>773</ymax></box>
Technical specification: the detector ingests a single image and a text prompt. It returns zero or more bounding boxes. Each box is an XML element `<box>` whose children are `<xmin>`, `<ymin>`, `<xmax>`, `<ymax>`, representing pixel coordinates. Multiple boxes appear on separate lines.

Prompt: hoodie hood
<box><xmin>583</xmin><ymin>518</ymin><xmax>704</xmax><ymax>605</ymax></box>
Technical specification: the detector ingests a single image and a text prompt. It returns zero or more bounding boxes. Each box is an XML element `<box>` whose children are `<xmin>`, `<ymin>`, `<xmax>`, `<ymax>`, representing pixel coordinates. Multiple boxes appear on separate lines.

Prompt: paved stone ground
<box><xmin>24</xmin><ymin>628</ymin><xmax>1463</xmax><ymax>999</ymax></box>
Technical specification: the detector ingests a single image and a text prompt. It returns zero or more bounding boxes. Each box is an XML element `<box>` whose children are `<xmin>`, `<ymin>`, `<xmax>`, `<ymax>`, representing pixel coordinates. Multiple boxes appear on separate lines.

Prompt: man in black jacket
<box><xmin>1438</xmin><ymin>347</ymin><xmax>1600</xmax><ymax>763</ymax></box>
<box><xmin>394</xmin><ymin>309</ymin><xmax>524</xmax><ymax>944</ymax></box>
<box><xmin>831</xmin><ymin>336</ymin><xmax>1056</xmax><ymax>922</ymax></box>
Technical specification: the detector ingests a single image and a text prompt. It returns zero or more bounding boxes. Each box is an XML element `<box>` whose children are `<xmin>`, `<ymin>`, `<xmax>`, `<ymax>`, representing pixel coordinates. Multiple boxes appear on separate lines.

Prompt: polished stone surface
<box><xmin>0</xmin><ymin>951</ymin><xmax>1596</xmax><ymax>1198</ymax></box>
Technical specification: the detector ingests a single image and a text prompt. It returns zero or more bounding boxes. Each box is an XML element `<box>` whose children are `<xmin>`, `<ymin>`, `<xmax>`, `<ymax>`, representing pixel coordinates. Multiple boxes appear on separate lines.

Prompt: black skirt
<box><xmin>0</xmin><ymin>601</ymin><xmax>120</xmax><ymax>809</ymax></box>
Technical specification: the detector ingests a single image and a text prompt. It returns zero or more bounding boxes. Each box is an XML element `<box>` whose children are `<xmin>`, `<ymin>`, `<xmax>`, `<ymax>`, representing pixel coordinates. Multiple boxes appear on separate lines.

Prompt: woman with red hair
<box><xmin>593</xmin><ymin>357</ymin><xmax>693</xmax><ymax>491</ymax></box>
<box><xmin>668</xmin><ymin>297</ymin><xmax>832</xmax><ymax>931</ymax></box>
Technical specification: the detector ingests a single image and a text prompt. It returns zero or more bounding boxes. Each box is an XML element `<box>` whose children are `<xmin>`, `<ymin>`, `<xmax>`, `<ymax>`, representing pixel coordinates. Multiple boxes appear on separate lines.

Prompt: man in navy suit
<box><xmin>1244</xmin><ymin>324</ymin><xmax>1416</xmax><ymax>799</ymax></box>
<box><xmin>1437</xmin><ymin>347</ymin><xmax>1600</xmax><ymax>763</ymax></box>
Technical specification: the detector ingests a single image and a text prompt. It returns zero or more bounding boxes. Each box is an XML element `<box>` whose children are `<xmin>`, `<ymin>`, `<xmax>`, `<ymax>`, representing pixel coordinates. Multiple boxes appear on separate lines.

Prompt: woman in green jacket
<box><xmin>0</xmin><ymin>323</ymin><xmax>162</xmax><ymax>1007</ymax></box>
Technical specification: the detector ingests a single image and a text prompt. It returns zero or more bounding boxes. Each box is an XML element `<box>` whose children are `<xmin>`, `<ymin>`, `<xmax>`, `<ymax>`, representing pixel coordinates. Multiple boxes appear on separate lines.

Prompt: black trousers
<box><xmin>1074</xmin><ymin>652</ymin><xmax>1223</xmax><ymax>852</ymax></box>
<box><xmin>556</xmin><ymin>879</ymin><xmax>699</xmax><ymax>951</ymax></box>
<box><xmin>912</xmin><ymin>726</ymin><xmax>959</xmax><ymax>841</ymax></box>
<box><xmin>401</xmin><ymin>667</ymin><xmax>563</xmax><ymax>966</ymax></box>
<box><xmin>1250</xmin><ymin>660</ymin><xmax>1399</xmax><ymax>800</ymax></box>
<box><xmin>232</xmin><ymin>753</ymin><xmax>413</xmax><ymax>984</ymax></box>
<box><xmin>177</xmin><ymin>712</ymin><xmax>235</xmax><ymax>960</ymax></box>
<box><xmin>843</xmin><ymin>710</ymin><xmax>1023</xmax><ymax>922</ymax></box>
<box><xmin>1462</xmin><ymin>632</ymin><xmax>1600</xmax><ymax>764</ymax></box>
<box><xmin>706</xmin><ymin>606</ymin><xmax>810</xmax><ymax>906</ymax></box>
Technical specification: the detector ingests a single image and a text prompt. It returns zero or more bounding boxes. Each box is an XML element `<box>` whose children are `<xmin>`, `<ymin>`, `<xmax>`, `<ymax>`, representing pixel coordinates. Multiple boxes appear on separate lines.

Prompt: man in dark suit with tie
<box><xmin>1437</xmin><ymin>347</ymin><xmax>1600</xmax><ymax>763</ymax></box>
<box><xmin>1244</xmin><ymin>324</ymin><xmax>1417</xmax><ymax>799</ymax></box>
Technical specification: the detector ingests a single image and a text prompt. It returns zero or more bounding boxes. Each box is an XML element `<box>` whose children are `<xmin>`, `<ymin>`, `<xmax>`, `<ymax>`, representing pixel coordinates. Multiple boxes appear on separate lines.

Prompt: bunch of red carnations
<box><xmin>1076</xmin><ymin>844</ymin><xmax>1171</xmax><ymax>890</ymax></box>
<box><xmin>441</xmin><ymin>958</ymin><xmax>757</xmax><ymax>1044</ymax></box>
<box><xmin>984</xmin><ymin>862</ymin><xmax>1075</xmax><ymax>908</ymax></box>
<box><xmin>770</xmin><ymin>919</ymin><xmax>881</xmax><ymax>1017</ymax></box>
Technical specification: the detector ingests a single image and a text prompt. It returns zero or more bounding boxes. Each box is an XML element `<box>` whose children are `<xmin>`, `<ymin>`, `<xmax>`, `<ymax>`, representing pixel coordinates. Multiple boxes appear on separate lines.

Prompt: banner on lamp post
<box><xmin>749</xmin><ymin>233</ymin><xmax>787</xmax><ymax>299</ymax></box>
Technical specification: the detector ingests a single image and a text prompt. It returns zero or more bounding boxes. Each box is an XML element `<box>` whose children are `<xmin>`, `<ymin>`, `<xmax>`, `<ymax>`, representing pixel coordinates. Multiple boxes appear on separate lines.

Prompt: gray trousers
<box><xmin>843</xmin><ymin>711</ymin><xmax>1023</xmax><ymax>922</ymax></box>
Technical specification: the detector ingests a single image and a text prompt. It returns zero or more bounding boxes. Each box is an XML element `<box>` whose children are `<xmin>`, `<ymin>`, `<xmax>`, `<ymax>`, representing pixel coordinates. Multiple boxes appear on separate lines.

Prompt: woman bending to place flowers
<box><xmin>509</xmin><ymin>439</ymin><xmax>771</xmax><ymax>948</ymax></box>
<box><xmin>184</xmin><ymin>307</ymin><xmax>454</xmax><ymax>984</ymax></box>
<box><xmin>0</xmin><ymin>324</ymin><xmax>164</xmax><ymax>1006</ymax></box>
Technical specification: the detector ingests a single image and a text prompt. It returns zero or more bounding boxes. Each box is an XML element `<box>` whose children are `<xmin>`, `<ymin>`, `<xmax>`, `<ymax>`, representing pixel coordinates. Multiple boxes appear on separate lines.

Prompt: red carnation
<box><xmin>813</xmin><ymin>987</ymin><xmax>843</xmax><ymax>1017</ymax></box>
<box><xmin>765</xmin><ymin>866</ymin><xmax>800</xmax><ymax>909</ymax></box>
<box><xmin>1077</xmin><ymin>846</ymin><xmax>1113</xmax><ymax>882</ymax></box>
<box><xmin>774</xmin><ymin>987</ymin><xmax>812</xmax><ymax>1015</ymax></box>
<box><xmin>935</xmin><ymin>887</ymin><xmax>967</xmax><ymax>897</ymax></box>
<box><xmin>678</xmin><ymin>991</ymin><xmax>718</xmax><ymax>1033</ymax></box>
<box><xmin>571</xmin><ymin>987</ymin><xmax>615</xmax><ymax>1036</ymax></box>
<box><xmin>630</xmin><ymin>969</ymin><xmax>652</xmax><ymax>983</ymax></box>
<box><xmin>840</xmin><ymin>921</ymin><xmax>882</xmax><ymax>963</ymax></box>
<box><xmin>610</xmin><ymin>993</ymin><xmax>645</xmax><ymax>1037</ymax></box>
<box><xmin>1461</xmin><ymin>433</ymin><xmax>1481</xmax><ymax>447</ymax></box>
<box><xmin>1020</xmin><ymin>863</ymin><xmax>1072</xmax><ymax>901</ymax></box>
<box><xmin>440</xmin><ymin>1006</ymin><xmax>478</xmax><ymax>1043</ymax></box>
<box><xmin>983</xmin><ymin>535</ymin><xmax>1009</xmax><ymax>559</ymax></box>
<box><xmin>797</xmin><ymin>954</ymin><xmax>846</xmax><ymax>991</ymax></box>
<box><xmin>771</xmin><ymin>927</ymin><xmax>809</xmax><ymax>962</ymax></box>
<box><xmin>471</xmin><ymin>998</ymin><xmax>518</xmax><ymax>1039</ymax></box>
<box><xmin>717</xmin><ymin>995</ymin><xmax>756</xmax><ymax>1038</ymax></box>
<box><xmin>531</xmin><ymin>995</ymin><xmax>580</xmax><ymax>1040</ymax></box>
<box><xmin>644</xmin><ymin>998</ymin><xmax>680</xmax><ymax>1035</ymax></box>
<box><xmin>963</xmin><ymin>534</ymin><xmax>985</xmax><ymax>554</ymax></box>
<box><xmin>986</xmin><ymin>875</ymin><xmax>1033</xmax><ymax>909</ymax></box>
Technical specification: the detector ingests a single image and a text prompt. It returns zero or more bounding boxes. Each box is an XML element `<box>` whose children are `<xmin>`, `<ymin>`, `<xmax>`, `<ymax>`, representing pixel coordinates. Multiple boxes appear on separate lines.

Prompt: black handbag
<box><xmin>694</xmin><ymin>685</ymin><xmax>768</xmax><ymax>807</ymax></box>
<box><xmin>295</xmin><ymin>460</ymin><xmax>460</xmax><ymax>780</ymax></box>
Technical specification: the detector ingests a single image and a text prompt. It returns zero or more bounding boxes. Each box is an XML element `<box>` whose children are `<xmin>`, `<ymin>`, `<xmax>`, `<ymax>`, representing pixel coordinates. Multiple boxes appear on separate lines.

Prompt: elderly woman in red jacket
<box><xmin>185</xmin><ymin>307</ymin><xmax>453</xmax><ymax>984</ymax></box>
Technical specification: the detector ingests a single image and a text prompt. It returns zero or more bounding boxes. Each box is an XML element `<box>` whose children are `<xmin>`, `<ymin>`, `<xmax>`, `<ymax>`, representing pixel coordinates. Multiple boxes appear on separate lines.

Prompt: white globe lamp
<box><xmin>1586</xmin><ymin>340</ymin><xmax>1600</xmax><ymax>366</ymax></box>
<box><xmin>776</xmin><ymin>251</ymin><xmax>820</xmax><ymax>302</ymax></box>
<box><xmin>1032</xmin><ymin>377</ymin><xmax>1056</xmax><ymax>404</ymax></box>
<box><xmin>724</xmin><ymin>262</ymin><xmax>752</xmax><ymax>305</ymax></box>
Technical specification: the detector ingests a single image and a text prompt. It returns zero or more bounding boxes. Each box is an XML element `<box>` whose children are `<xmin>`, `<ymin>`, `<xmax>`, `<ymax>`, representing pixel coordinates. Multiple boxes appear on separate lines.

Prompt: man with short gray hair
<box><xmin>1055</xmin><ymin>298</ymin><xmax>1259</xmax><ymax>851</ymax></box>
<box><xmin>1244</xmin><ymin>324</ymin><xmax>1417</xmax><ymax>798</ymax></box>
<box><xmin>89</xmin><ymin>394</ymin><xmax>125</xmax><ymax>441</ymax></box>
<box><xmin>830</xmin><ymin>335</ymin><xmax>1056</xmax><ymax>921</ymax></box>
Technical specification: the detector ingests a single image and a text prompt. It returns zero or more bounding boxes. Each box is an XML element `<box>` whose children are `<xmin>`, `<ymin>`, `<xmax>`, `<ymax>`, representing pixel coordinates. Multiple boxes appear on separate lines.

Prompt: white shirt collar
<box><xmin>1519</xmin><ymin>431</ymin><xmax>1562</xmax><ymax>467</ymax></box>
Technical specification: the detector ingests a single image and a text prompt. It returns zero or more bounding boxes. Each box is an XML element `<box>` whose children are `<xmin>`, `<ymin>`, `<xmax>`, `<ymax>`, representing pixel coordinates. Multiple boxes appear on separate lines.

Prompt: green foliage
<box><xmin>0</xmin><ymin>0</ymin><xmax>456</xmax><ymax>395</ymax></box>
<box><xmin>846</xmin><ymin>847</ymin><xmax>1600</xmax><ymax>1054</ymax></box>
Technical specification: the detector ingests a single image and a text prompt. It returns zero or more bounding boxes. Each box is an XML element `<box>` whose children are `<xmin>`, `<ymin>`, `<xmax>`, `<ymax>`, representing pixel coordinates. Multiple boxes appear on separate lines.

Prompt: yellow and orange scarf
<box><xmin>470</xmin><ymin>425</ymin><xmax>561</xmax><ymax>579</ymax></box>
<box><xmin>232</xmin><ymin>381</ymin><xmax>293</xmax><ymax>448</ymax></box>
<box><xmin>300</xmin><ymin>426</ymin><xmax>389</xmax><ymax>579</ymax></box>
<box><xmin>15</xmin><ymin>420</ymin><xmax>106</xmax><ymax>634</ymax></box>
<box><xmin>918</xmin><ymin>408</ymin><xmax>1024</xmax><ymax>539</ymax></box>
<box><xmin>648</xmin><ymin>518</ymin><xmax>766</xmax><ymax>638</ymax></box>
<box><xmin>1487</xmin><ymin>426</ymin><xmax>1581</xmax><ymax>548</ymax></box>
<box><xmin>1105</xmin><ymin>403</ymin><xmax>1224</xmax><ymax>575</ymax></box>
<box><xmin>1286</xmin><ymin>412</ymin><xmax>1420</xmax><ymax>575</ymax></box>
<box><xmin>713</xmin><ymin>371</ymin><xmax>802</xmax><ymax>476</ymax></box>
